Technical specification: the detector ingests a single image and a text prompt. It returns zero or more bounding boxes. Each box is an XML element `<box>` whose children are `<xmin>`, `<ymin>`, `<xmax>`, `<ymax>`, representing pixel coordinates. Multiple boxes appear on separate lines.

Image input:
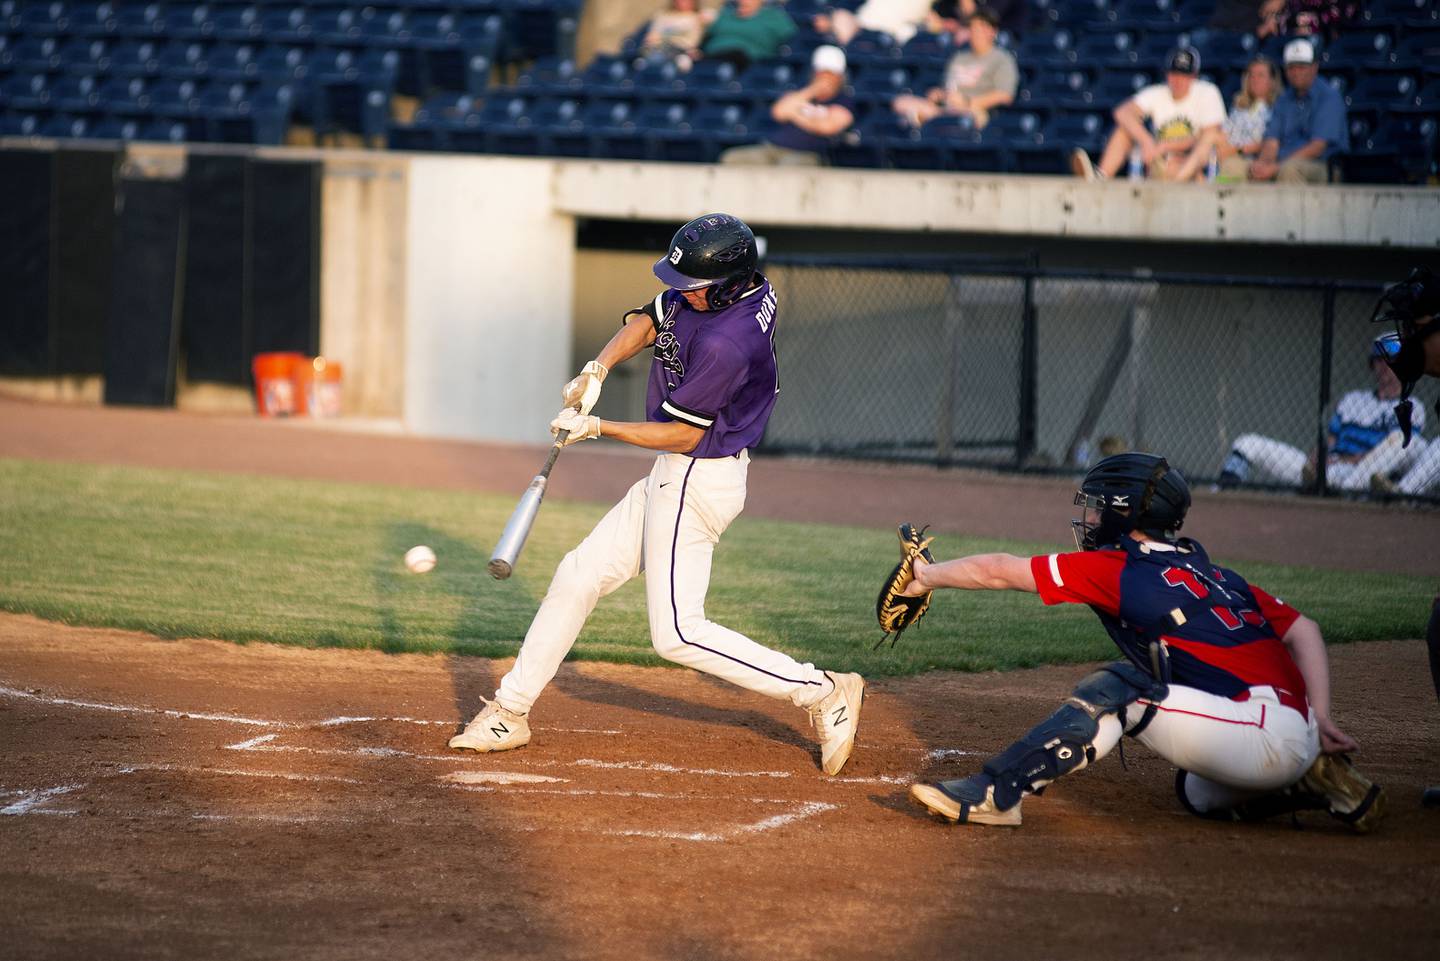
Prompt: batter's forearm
<box><xmin>595</xmin><ymin>314</ymin><xmax>657</xmax><ymax>369</ymax></box>
<box><xmin>1283</xmin><ymin>616</ymin><xmax>1333</xmax><ymax>719</ymax></box>
<box><xmin>599</xmin><ymin>419</ymin><xmax>704</xmax><ymax>453</ymax></box>
<box><xmin>916</xmin><ymin>553</ymin><xmax>1037</xmax><ymax>593</ymax></box>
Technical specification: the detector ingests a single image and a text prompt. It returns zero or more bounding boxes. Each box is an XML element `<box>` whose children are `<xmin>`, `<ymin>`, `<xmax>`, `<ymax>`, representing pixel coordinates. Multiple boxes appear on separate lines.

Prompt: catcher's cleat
<box><xmin>449</xmin><ymin>699</ymin><xmax>531</xmax><ymax>753</ymax></box>
<box><xmin>910</xmin><ymin>775</ymin><xmax>1023</xmax><ymax>827</ymax></box>
<box><xmin>809</xmin><ymin>671</ymin><xmax>865</xmax><ymax>776</ymax></box>
<box><xmin>1297</xmin><ymin>754</ymin><xmax>1386</xmax><ymax>833</ymax></box>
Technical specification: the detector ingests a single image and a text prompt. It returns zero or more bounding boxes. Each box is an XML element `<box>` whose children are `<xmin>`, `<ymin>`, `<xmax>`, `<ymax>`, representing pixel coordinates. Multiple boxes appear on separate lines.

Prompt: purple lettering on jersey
<box><xmin>646</xmin><ymin>278</ymin><xmax>780</xmax><ymax>459</ymax></box>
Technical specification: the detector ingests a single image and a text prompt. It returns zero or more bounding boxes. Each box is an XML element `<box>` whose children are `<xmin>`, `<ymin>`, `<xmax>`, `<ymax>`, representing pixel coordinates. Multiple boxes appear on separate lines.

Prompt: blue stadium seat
<box><xmin>1016</xmin><ymin>28</ymin><xmax>1075</xmax><ymax>69</ymax></box>
<box><xmin>631</xmin><ymin>58</ymin><xmax>691</xmax><ymax>98</ymax></box>
<box><xmin>0</xmin><ymin>112</ymin><xmax>44</xmax><ymax>136</ymax></box>
<box><xmin>421</xmin><ymin>40</ymin><xmax>495</xmax><ymax>96</ymax></box>
<box><xmin>19</xmin><ymin>1</ymin><xmax>73</xmax><ymax>37</ymax></box>
<box><xmin>91</xmin><ymin>114</ymin><xmax>144</xmax><ymax>140</ymax></box>
<box><xmin>1091</xmin><ymin>68</ymin><xmax>1153</xmax><ymax>105</ymax></box>
<box><xmin>737</xmin><ymin>59</ymin><xmax>803</xmax><ymax>97</ymax></box>
<box><xmin>1361</xmin><ymin>0</ymin><xmax>1437</xmax><ymax>28</ymax></box>
<box><xmin>213</xmin><ymin>3</ymin><xmax>264</xmax><ymax>42</ymax></box>
<box><xmin>584</xmin><ymin>98</ymin><xmax>648</xmax><ymax>160</ymax></box>
<box><xmin>1345</xmin><ymin>70</ymin><xmax>1419</xmax><ymax>112</ymax></box>
<box><xmin>687</xmin><ymin>97</ymin><xmax>763</xmax><ymax>158</ymax></box>
<box><xmin>580</xmin><ymin>54</ymin><xmax>634</xmax><ymax>96</ymax></box>
<box><xmin>852</xmin><ymin>63</ymin><xmax>919</xmax><ymax>99</ymax></box>
<box><xmin>201</xmin><ymin>79</ymin><xmax>294</xmax><ymax>143</ymax></box>
<box><xmin>1131</xmin><ymin>29</ymin><xmax>1189</xmax><ymax>71</ymax></box>
<box><xmin>110</xmin><ymin>40</ymin><xmax>157</xmax><ymax>82</ymax></box>
<box><xmin>312</xmin><ymin>47</ymin><xmax>399</xmax><ymax>138</ymax></box>
<box><xmin>58</xmin><ymin>35</ymin><xmax>112</xmax><ymax>73</ymax></box>
<box><xmin>311</xmin><ymin>7</ymin><xmax>365</xmax><ymax>47</ymax></box>
<box><xmin>846</xmin><ymin>28</ymin><xmax>902</xmax><ymax>61</ymax></box>
<box><xmin>1110</xmin><ymin>0</ymin><xmax>1196</xmax><ymax>31</ymax></box>
<box><xmin>12</xmin><ymin>35</ymin><xmax>64</xmax><ymax>72</ymax></box>
<box><xmin>1320</xmin><ymin>30</ymin><xmax>1393</xmax><ymax>68</ymax></box>
<box><xmin>1395</xmin><ymin>75</ymin><xmax>1440</xmax><ymax>113</ymax></box>
<box><xmin>97</xmin><ymin>74</ymin><xmax>152</xmax><ymax>114</ymax></box>
<box><xmin>169</xmin><ymin>3</ymin><xmax>220</xmax><ymax>42</ymax></box>
<box><xmin>41</xmin><ymin>113</ymin><xmax>92</xmax><ymax>139</ymax></box>
<box><xmin>505</xmin><ymin>0</ymin><xmax>583</xmax><ymax>62</ymax></box>
<box><xmin>680</xmin><ymin>58</ymin><xmax>743</xmax><ymax>96</ymax></box>
<box><xmin>1332</xmin><ymin>114</ymin><xmax>1437</xmax><ymax>183</ymax></box>
<box><xmin>1078</xmin><ymin>29</ymin><xmax>1137</xmax><ymax>67</ymax></box>
<box><xmin>70</xmin><ymin>1</ymin><xmax>119</xmax><ymax>38</ymax></box>
<box><xmin>259</xmin><ymin>6</ymin><xmax>312</xmax><ymax>45</ymax></box>
<box><xmin>4</xmin><ymin>72</ymin><xmax>52</xmax><ymax>110</ymax></box>
<box><xmin>1049</xmin><ymin>0</ymin><xmax>1112</xmax><ymax>28</ymax></box>
<box><xmin>899</xmin><ymin>29</ymin><xmax>953</xmax><ymax>66</ymax></box>
<box><xmin>1384</xmin><ymin>29</ymin><xmax>1440</xmax><ymax>69</ymax></box>
<box><xmin>255</xmin><ymin>45</ymin><xmax>309</xmax><ymax>84</ymax></box>
<box><xmin>514</xmin><ymin>55</ymin><xmax>581</xmax><ymax>93</ymax></box>
<box><xmin>149</xmin><ymin>76</ymin><xmax>204</xmax><ymax>120</ymax></box>
<box><xmin>1192</xmin><ymin>30</ymin><xmax>1263</xmax><ymax>71</ymax></box>
<box><xmin>388</xmin><ymin>91</ymin><xmax>482</xmax><ymax>152</ymax></box>
<box><xmin>207</xmin><ymin>42</ymin><xmax>260</xmax><ymax>81</ymax></box>
<box><xmin>51</xmin><ymin>72</ymin><xmax>102</xmax><ymax>112</ymax></box>
<box><xmin>360</xmin><ymin>9</ymin><xmax>412</xmax><ymax>47</ymax></box>
<box><xmin>158</xmin><ymin>41</ymin><xmax>213</xmax><ymax>79</ymax></box>
<box><xmin>114</xmin><ymin>2</ymin><xmax>170</xmax><ymax>39</ymax></box>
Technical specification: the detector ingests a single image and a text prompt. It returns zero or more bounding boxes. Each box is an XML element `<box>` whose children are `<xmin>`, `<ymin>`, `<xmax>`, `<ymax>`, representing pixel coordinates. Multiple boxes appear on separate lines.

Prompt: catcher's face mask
<box><xmin>1072</xmin><ymin>494</ymin><xmax>1118</xmax><ymax>551</ymax></box>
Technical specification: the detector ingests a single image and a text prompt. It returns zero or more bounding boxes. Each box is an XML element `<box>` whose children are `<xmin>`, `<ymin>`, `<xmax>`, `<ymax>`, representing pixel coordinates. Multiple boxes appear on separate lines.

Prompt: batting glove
<box><xmin>561</xmin><ymin>360</ymin><xmax>608</xmax><ymax>416</ymax></box>
<box><xmin>550</xmin><ymin>408</ymin><xmax>601</xmax><ymax>446</ymax></box>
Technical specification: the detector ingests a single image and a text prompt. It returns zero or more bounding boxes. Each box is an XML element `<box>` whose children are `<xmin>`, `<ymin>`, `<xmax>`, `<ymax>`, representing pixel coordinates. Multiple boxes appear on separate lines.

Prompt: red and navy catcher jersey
<box><xmin>1029</xmin><ymin>538</ymin><xmax>1308</xmax><ymax>708</ymax></box>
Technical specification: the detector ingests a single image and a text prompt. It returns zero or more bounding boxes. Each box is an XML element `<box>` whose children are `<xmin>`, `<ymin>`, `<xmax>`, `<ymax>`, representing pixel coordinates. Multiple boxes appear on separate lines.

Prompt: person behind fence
<box><xmin>1367</xmin><ymin>267</ymin><xmax>1440</xmax><ymax>810</ymax></box>
<box><xmin>719</xmin><ymin>44</ymin><xmax>855</xmax><ymax>166</ymax></box>
<box><xmin>1216</xmin><ymin>338</ymin><xmax>1428</xmax><ymax>493</ymax></box>
<box><xmin>698</xmin><ymin>0</ymin><xmax>797</xmax><ymax>73</ymax></box>
<box><xmin>889</xmin><ymin>6</ymin><xmax>1017</xmax><ymax>131</ymax></box>
<box><xmin>634</xmin><ymin>0</ymin><xmax>712</xmax><ymax>71</ymax></box>
<box><xmin>902</xmin><ymin>451</ymin><xmax>1384</xmax><ymax>832</ymax></box>
<box><xmin>1214</xmin><ymin>57</ymin><xmax>1281</xmax><ymax>182</ymax></box>
<box><xmin>1246</xmin><ymin>37</ymin><xmax>1347</xmax><ymax>184</ymax></box>
<box><xmin>1070</xmin><ymin>46</ymin><xmax>1226</xmax><ymax>182</ymax></box>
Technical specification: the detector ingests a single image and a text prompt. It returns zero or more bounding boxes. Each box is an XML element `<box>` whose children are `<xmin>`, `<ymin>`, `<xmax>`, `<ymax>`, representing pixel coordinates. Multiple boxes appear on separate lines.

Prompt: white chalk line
<box><xmin>115</xmin><ymin>763</ymin><xmax>363</xmax><ymax>785</ymax></box>
<box><xmin>2</xmin><ymin>784</ymin><xmax>85</xmax><ymax>816</ymax></box>
<box><xmin>0</xmin><ymin>684</ymin><xmax>286</xmax><ymax>728</ymax></box>
<box><xmin>444</xmin><ymin>771</ymin><xmax>566</xmax><ymax>786</ymax></box>
<box><xmin>318</xmin><ymin>715</ymin><xmax>623</xmax><ymax>736</ymax></box>
<box><xmin>445</xmin><ymin>783</ymin><xmax>796</xmax><ymax>804</ymax></box>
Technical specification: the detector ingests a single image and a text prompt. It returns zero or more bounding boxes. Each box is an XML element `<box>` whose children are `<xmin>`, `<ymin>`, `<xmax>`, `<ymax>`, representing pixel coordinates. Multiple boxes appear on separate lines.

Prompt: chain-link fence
<box><xmin>760</xmin><ymin>257</ymin><xmax>1440</xmax><ymax>504</ymax></box>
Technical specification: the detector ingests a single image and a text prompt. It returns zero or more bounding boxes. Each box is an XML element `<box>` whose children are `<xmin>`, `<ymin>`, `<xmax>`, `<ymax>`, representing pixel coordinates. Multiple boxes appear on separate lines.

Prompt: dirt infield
<box><xmin>2</xmin><ymin>398</ymin><xmax>1439</xmax><ymax>960</ymax></box>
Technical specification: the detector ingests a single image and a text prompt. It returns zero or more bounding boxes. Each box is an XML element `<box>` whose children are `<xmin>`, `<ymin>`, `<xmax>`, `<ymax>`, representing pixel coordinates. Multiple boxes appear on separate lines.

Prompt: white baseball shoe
<box><xmin>449</xmin><ymin>699</ymin><xmax>531</xmax><ymax>753</ymax></box>
<box><xmin>808</xmin><ymin>671</ymin><xmax>864</xmax><ymax>775</ymax></box>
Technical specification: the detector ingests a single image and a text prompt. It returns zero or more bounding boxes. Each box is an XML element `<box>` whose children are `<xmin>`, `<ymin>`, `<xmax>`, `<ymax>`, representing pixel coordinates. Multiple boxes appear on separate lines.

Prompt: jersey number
<box><xmin>1161</xmin><ymin>567</ymin><xmax>1265</xmax><ymax>632</ymax></box>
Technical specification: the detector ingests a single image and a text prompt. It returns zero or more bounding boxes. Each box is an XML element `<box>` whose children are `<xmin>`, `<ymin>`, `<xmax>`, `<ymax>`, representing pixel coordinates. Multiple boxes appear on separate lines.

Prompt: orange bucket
<box><xmin>251</xmin><ymin>352</ymin><xmax>305</xmax><ymax>416</ymax></box>
<box><xmin>292</xmin><ymin>355</ymin><xmax>343</xmax><ymax>417</ymax></box>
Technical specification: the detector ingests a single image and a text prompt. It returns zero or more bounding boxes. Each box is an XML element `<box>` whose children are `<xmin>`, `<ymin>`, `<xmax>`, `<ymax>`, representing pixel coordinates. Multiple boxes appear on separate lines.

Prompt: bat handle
<box><xmin>541</xmin><ymin>430</ymin><xmax>569</xmax><ymax>478</ymax></box>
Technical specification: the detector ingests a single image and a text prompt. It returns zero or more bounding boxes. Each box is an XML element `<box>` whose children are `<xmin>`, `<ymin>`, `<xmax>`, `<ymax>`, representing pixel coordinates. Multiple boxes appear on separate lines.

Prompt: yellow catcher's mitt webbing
<box><xmin>875</xmin><ymin>523</ymin><xmax>935</xmax><ymax>649</ymax></box>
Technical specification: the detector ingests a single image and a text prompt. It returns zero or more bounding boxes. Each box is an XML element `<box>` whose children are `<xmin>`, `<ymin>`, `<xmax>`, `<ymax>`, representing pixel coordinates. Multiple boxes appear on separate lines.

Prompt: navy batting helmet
<box><xmin>652</xmin><ymin>213</ymin><xmax>758</xmax><ymax>310</ymax></box>
<box><xmin>1073</xmin><ymin>452</ymin><xmax>1191</xmax><ymax>551</ymax></box>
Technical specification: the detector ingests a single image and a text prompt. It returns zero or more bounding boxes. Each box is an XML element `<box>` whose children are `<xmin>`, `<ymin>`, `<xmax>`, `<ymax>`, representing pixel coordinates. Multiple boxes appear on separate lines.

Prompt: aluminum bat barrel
<box><xmin>488</xmin><ymin>474</ymin><xmax>548</xmax><ymax>580</ymax></box>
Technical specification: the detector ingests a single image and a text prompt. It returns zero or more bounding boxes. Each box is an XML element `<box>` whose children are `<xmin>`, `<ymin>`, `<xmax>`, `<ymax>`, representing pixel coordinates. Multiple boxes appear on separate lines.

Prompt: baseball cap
<box><xmin>1283</xmin><ymin>38</ymin><xmax>1317</xmax><ymax>65</ymax></box>
<box><xmin>811</xmin><ymin>44</ymin><xmax>846</xmax><ymax>76</ymax></box>
<box><xmin>1166</xmin><ymin>46</ymin><xmax>1200</xmax><ymax>76</ymax></box>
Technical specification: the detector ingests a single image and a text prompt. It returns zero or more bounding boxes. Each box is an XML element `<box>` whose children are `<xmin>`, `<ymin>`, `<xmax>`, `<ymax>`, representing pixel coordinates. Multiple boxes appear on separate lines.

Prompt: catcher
<box><xmin>879</xmin><ymin>451</ymin><xmax>1386</xmax><ymax>831</ymax></box>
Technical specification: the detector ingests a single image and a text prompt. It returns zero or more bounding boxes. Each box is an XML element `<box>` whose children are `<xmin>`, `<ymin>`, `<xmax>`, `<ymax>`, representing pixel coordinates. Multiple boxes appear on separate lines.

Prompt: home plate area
<box><xmin>0</xmin><ymin>686</ymin><xmax>917</xmax><ymax>842</ymax></box>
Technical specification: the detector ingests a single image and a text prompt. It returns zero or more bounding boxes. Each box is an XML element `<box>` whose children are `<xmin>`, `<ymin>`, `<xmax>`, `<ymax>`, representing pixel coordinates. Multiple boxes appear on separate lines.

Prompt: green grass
<box><xmin>0</xmin><ymin>458</ymin><xmax>1429</xmax><ymax>676</ymax></box>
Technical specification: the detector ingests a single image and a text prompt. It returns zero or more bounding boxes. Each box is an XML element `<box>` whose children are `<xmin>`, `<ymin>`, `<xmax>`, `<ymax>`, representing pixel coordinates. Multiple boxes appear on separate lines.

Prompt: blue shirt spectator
<box><xmin>1264</xmin><ymin>68</ymin><xmax>1347</xmax><ymax>162</ymax></box>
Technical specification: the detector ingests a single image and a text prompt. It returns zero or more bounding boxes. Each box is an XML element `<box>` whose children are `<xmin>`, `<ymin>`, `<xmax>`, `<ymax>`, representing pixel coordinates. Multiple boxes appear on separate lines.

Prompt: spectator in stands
<box><xmin>719</xmin><ymin>44</ymin><xmax>854</xmax><ymax>165</ymax></box>
<box><xmin>635</xmin><ymin>0</ymin><xmax>713</xmax><ymax>71</ymax></box>
<box><xmin>1071</xmin><ymin>47</ymin><xmax>1226</xmax><ymax>183</ymax></box>
<box><xmin>1279</xmin><ymin>0</ymin><xmax>1360</xmax><ymax>42</ymax></box>
<box><xmin>812</xmin><ymin>0</ymin><xmax>936</xmax><ymax>47</ymax></box>
<box><xmin>889</xmin><ymin>7</ymin><xmax>1017</xmax><ymax>130</ymax></box>
<box><xmin>1247</xmin><ymin>38</ymin><xmax>1347</xmax><ymax>184</ymax></box>
<box><xmin>1217</xmin><ymin>340</ymin><xmax>1427</xmax><ymax>493</ymax></box>
<box><xmin>1215</xmin><ymin>57</ymin><xmax>1281</xmax><ymax>182</ymax></box>
<box><xmin>699</xmin><ymin>0</ymin><xmax>797</xmax><ymax>72</ymax></box>
<box><xmin>1202</xmin><ymin>0</ymin><xmax>1288</xmax><ymax>40</ymax></box>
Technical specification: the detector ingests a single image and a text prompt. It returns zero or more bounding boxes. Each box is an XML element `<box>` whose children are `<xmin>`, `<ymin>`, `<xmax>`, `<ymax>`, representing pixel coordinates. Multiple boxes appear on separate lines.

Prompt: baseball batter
<box><xmin>904</xmin><ymin>452</ymin><xmax>1385</xmax><ymax>830</ymax></box>
<box><xmin>450</xmin><ymin>213</ymin><xmax>865</xmax><ymax>775</ymax></box>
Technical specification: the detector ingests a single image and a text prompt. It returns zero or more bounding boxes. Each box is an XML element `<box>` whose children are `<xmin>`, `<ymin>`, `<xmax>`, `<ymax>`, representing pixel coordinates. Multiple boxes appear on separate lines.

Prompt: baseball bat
<box><xmin>487</xmin><ymin>430</ymin><xmax>569</xmax><ymax>580</ymax></box>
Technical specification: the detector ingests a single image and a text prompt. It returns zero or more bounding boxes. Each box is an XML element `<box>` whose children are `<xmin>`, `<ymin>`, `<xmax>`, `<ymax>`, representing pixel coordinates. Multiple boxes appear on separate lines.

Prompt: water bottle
<box><xmin>1127</xmin><ymin>147</ymin><xmax>1143</xmax><ymax>181</ymax></box>
<box><xmin>1205</xmin><ymin>149</ymin><xmax>1219</xmax><ymax>182</ymax></box>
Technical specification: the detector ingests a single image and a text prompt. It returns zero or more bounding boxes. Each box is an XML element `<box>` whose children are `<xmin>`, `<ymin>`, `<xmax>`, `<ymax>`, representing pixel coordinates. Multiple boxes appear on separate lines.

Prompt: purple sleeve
<box><xmin>662</xmin><ymin>334</ymin><xmax>747</xmax><ymax>429</ymax></box>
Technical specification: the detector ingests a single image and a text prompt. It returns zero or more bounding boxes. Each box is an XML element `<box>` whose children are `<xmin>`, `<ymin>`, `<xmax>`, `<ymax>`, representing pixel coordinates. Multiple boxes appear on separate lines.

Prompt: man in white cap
<box><xmin>1248</xmin><ymin>37</ymin><xmax>1348</xmax><ymax>184</ymax></box>
<box><xmin>719</xmin><ymin>44</ymin><xmax>855</xmax><ymax>165</ymax></box>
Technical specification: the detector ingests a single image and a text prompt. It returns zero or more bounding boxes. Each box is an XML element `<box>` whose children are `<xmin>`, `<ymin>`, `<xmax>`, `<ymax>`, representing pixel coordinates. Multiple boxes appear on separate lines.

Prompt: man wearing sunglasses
<box><xmin>1369</xmin><ymin>267</ymin><xmax>1440</xmax><ymax>810</ymax></box>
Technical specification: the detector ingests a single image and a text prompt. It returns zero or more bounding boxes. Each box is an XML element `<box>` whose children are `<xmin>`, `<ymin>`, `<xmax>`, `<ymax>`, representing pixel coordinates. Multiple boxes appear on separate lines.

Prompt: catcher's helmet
<box><xmin>1072</xmin><ymin>452</ymin><xmax>1191</xmax><ymax>551</ymax></box>
<box><xmin>652</xmin><ymin>213</ymin><xmax>758</xmax><ymax>310</ymax></box>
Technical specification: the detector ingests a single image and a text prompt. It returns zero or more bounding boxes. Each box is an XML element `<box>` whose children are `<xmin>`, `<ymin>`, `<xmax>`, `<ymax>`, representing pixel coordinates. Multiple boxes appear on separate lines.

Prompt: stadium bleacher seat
<box><xmin>70</xmin><ymin>1</ymin><xmax>119</xmax><ymax>38</ymax></box>
<box><xmin>1332</xmin><ymin>114</ymin><xmax>1438</xmax><ymax>184</ymax></box>
<box><xmin>1345</xmin><ymin>70</ymin><xmax>1419</xmax><ymax>113</ymax></box>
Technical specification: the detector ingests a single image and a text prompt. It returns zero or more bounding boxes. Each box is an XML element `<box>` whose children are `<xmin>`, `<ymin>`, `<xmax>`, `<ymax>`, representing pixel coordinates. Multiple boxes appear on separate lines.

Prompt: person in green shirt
<box><xmin>701</xmin><ymin>0</ymin><xmax>797</xmax><ymax>72</ymax></box>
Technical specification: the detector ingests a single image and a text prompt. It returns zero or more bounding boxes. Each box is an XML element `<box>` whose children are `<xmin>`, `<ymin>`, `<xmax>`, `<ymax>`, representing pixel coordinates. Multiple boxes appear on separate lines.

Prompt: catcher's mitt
<box><xmin>875</xmin><ymin>523</ymin><xmax>935</xmax><ymax>649</ymax></box>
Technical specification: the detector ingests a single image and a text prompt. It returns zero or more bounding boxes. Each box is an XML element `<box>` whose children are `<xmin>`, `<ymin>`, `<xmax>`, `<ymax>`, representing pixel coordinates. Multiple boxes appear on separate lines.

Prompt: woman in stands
<box><xmin>1215</xmin><ymin>57</ymin><xmax>1282</xmax><ymax>182</ymax></box>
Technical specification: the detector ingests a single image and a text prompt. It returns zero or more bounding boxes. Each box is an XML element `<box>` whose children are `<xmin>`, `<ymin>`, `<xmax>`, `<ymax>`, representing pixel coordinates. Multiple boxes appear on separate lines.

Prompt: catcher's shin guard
<box><xmin>983</xmin><ymin>663</ymin><xmax>1160</xmax><ymax>810</ymax></box>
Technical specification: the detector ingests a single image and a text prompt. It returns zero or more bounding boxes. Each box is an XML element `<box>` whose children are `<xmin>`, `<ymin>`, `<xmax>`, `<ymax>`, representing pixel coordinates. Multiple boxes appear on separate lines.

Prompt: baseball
<box><xmin>404</xmin><ymin>545</ymin><xmax>437</xmax><ymax>574</ymax></box>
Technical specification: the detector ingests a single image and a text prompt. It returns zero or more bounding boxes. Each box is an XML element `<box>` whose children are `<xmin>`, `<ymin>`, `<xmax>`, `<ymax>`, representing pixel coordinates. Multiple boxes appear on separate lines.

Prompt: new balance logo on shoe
<box><xmin>830</xmin><ymin>705</ymin><xmax>848</xmax><ymax>727</ymax></box>
<box><xmin>490</xmin><ymin>722</ymin><xmax>509</xmax><ymax>738</ymax></box>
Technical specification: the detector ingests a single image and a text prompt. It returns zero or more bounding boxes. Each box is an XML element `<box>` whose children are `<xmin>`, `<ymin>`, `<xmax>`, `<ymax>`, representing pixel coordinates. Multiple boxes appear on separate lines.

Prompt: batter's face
<box><xmin>681</xmin><ymin>288</ymin><xmax>712</xmax><ymax>310</ymax></box>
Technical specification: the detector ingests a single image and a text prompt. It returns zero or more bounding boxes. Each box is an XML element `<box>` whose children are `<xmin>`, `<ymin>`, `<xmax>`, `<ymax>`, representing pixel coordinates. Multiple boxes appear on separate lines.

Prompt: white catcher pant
<box><xmin>1091</xmin><ymin>683</ymin><xmax>1320</xmax><ymax>809</ymax></box>
<box><xmin>495</xmin><ymin>451</ymin><xmax>831</xmax><ymax>715</ymax></box>
<box><xmin>1231</xmin><ymin>432</ymin><xmax>1426</xmax><ymax>492</ymax></box>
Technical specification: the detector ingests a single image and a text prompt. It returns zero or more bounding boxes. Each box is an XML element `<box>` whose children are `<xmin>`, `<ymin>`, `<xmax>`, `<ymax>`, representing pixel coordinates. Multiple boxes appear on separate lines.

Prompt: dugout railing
<box><xmin>758</xmin><ymin>256</ymin><xmax>1440</xmax><ymax>506</ymax></box>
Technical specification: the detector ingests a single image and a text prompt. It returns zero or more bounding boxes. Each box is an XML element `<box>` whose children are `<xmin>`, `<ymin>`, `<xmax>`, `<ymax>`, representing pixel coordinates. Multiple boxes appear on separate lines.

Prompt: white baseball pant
<box><xmin>1231</xmin><ymin>432</ymin><xmax>1425</xmax><ymax>492</ymax></box>
<box><xmin>1090</xmin><ymin>683</ymin><xmax>1320</xmax><ymax>810</ymax></box>
<box><xmin>1393</xmin><ymin>436</ymin><xmax>1440</xmax><ymax>495</ymax></box>
<box><xmin>495</xmin><ymin>451</ymin><xmax>832</xmax><ymax>715</ymax></box>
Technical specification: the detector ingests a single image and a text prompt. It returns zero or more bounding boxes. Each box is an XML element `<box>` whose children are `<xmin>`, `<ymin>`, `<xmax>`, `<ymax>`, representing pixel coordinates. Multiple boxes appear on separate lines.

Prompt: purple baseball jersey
<box><xmin>644</xmin><ymin>276</ymin><xmax>779</xmax><ymax>459</ymax></box>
